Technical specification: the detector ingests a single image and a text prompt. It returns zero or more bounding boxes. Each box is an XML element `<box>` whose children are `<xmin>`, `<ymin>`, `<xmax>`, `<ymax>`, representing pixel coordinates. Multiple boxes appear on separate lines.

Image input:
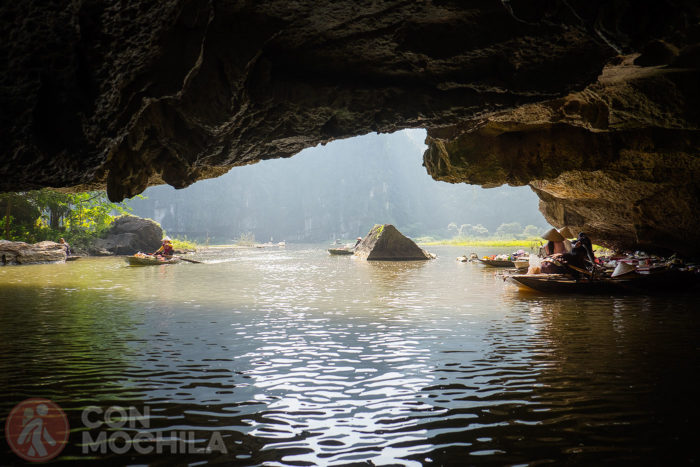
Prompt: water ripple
<box><xmin>1</xmin><ymin>246</ymin><xmax>699</xmax><ymax>465</ymax></box>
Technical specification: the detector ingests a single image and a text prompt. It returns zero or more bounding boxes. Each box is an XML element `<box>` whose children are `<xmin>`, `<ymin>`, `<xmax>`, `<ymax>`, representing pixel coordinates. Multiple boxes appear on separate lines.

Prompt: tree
<box><xmin>495</xmin><ymin>222</ymin><xmax>523</xmax><ymax>238</ymax></box>
<box><xmin>0</xmin><ymin>190</ymin><xmax>134</xmax><ymax>242</ymax></box>
<box><xmin>522</xmin><ymin>225</ymin><xmax>541</xmax><ymax>238</ymax></box>
<box><xmin>447</xmin><ymin>222</ymin><xmax>459</xmax><ymax>237</ymax></box>
<box><xmin>470</xmin><ymin>224</ymin><xmax>489</xmax><ymax>237</ymax></box>
<box><xmin>0</xmin><ymin>192</ymin><xmax>39</xmax><ymax>240</ymax></box>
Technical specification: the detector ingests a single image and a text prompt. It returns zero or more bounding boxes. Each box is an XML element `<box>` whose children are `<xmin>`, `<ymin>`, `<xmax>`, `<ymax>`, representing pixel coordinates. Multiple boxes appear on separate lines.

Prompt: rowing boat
<box><xmin>478</xmin><ymin>258</ymin><xmax>515</xmax><ymax>267</ymax></box>
<box><xmin>125</xmin><ymin>255</ymin><xmax>181</xmax><ymax>266</ymax></box>
<box><xmin>328</xmin><ymin>248</ymin><xmax>354</xmax><ymax>256</ymax></box>
<box><xmin>507</xmin><ymin>270</ymin><xmax>700</xmax><ymax>294</ymax></box>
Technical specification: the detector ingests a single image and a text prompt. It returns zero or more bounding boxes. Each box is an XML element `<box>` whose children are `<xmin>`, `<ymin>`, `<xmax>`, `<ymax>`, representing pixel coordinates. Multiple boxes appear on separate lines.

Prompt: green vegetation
<box><xmin>0</xmin><ymin>190</ymin><xmax>134</xmax><ymax>249</ymax></box>
<box><xmin>170</xmin><ymin>236</ymin><xmax>198</xmax><ymax>251</ymax></box>
<box><xmin>446</xmin><ymin>221</ymin><xmax>545</xmax><ymax>240</ymax></box>
<box><xmin>235</xmin><ymin>232</ymin><xmax>256</xmax><ymax>246</ymax></box>
<box><xmin>420</xmin><ymin>237</ymin><xmax>543</xmax><ymax>248</ymax></box>
<box><xmin>420</xmin><ymin>222</ymin><xmax>549</xmax><ymax>248</ymax></box>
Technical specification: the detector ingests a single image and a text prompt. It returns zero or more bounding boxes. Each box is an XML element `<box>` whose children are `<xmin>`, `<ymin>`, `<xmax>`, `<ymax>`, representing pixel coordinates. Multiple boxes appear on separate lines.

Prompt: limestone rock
<box><xmin>89</xmin><ymin>216</ymin><xmax>163</xmax><ymax>255</ymax></box>
<box><xmin>424</xmin><ymin>56</ymin><xmax>700</xmax><ymax>256</ymax></box>
<box><xmin>0</xmin><ymin>240</ymin><xmax>67</xmax><ymax>265</ymax></box>
<box><xmin>1</xmin><ymin>2</ymin><xmax>699</xmax><ymax>255</ymax></box>
<box><xmin>354</xmin><ymin>224</ymin><xmax>433</xmax><ymax>261</ymax></box>
<box><xmin>1</xmin><ymin>1</ymin><xmax>643</xmax><ymax>199</ymax></box>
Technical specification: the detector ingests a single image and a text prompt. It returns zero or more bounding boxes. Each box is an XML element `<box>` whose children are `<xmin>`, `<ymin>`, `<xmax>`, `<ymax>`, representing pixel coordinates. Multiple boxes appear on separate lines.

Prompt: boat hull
<box><xmin>328</xmin><ymin>248</ymin><xmax>354</xmax><ymax>256</ymax></box>
<box><xmin>125</xmin><ymin>255</ymin><xmax>181</xmax><ymax>266</ymax></box>
<box><xmin>478</xmin><ymin>258</ymin><xmax>515</xmax><ymax>267</ymax></box>
<box><xmin>508</xmin><ymin>271</ymin><xmax>700</xmax><ymax>294</ymax></box>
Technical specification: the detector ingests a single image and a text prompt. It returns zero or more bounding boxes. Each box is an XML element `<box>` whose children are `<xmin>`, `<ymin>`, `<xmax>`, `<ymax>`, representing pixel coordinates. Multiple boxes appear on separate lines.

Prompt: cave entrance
<box><xmin>127</xmin><ymin>130</ymin><xmax>548</xmax><ymax>245</ymax></box>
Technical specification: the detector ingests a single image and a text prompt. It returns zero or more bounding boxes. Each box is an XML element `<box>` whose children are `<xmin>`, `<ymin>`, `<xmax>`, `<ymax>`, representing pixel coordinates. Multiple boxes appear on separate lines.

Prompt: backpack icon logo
<box><xmin>5</xmin><ymin>398</ymin><xmax>69</xmax><ymax>462</ymax></box>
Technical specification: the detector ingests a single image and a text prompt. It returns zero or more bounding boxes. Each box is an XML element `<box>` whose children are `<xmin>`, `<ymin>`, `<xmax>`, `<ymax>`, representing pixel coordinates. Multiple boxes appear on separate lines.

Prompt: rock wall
<box><xmin>0</xmin><ymin>240</ymin><xmax>67</xmax><ymax>265</ymax></box>
<box><xmin>1</xmin><ymin>2</ymin><xmax>699</xmax><ymax>254</ymax></box>
<box><xmin>424</xmin><ymin>54</ymin><xmax>700</xmax><ymax>255</ymax></box>
<box><xmin>1</xmin><ymin>1</ymin><xmax>633</xmax><ymax>199</ymax></box>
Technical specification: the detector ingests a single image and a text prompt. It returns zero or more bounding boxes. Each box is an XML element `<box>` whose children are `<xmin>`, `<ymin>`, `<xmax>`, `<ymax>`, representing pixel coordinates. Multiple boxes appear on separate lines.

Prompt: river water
<box><xmin>1</xmin><ymin>245</ymin><xmax>698</xmax><ymax>465</ymax></box>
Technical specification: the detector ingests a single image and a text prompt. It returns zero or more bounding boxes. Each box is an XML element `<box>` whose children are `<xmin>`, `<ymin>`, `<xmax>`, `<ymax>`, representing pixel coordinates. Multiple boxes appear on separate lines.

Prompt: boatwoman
<box><xmin>152</xmin><ymin>236</ymin><xmax>174</xmax><ymax>257</ymax></box>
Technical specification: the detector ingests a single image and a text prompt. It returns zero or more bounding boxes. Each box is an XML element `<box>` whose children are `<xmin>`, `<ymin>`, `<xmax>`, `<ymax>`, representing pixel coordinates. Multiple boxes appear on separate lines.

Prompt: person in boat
<box><xmin>574</xmin><ymin>232</ymin><xmax>596</xmax><ymax>264</ymax></box>
<box><xmin>540</xmin><ymin>247</ymin><xmax>589</xmax><ymax>277</ymax></box>
<box><xmin>152</xmin><ymin>236</ymin><xmax>174</xmax><ymax>257</ymax></box>
<box><xmin>541</xmin><ymin>228</ymin><xmax>566</xmax><ymax>256</ymax></box>
<box><xmin>354</xmin><ymin>237</ymin><xmax>362</xmax><ymax>249</ymax></box>
<box><xmin>558</xmin><ymin>227</ymin><xmax>575</xmax><ymax>253</ymax></box>
<box><xmin>59</xmin><ymin>238</ymin><xmax>71</xmax><ymax>256</ymax></box>
<box><xmin>552</xmin><ymin>232</ymin><xmax>596</xmax><ymax>278</ymax></box>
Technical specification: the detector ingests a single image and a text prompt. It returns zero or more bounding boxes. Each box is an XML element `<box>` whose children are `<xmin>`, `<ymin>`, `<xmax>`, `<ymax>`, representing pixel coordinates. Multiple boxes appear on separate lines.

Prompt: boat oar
<box><xmin>566</xmin><ymin>264</ymin><xmax>593</xmax><ymax>277</ymax></box>
<box><xmin>179</xmin><ymin>257</ymin><xmax>203</xmax><ymax>264</ymax></box>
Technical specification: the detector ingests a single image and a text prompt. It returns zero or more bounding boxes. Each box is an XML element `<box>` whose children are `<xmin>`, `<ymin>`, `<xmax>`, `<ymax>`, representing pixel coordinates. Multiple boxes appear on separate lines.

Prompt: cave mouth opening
<box><xmin>125</xmin><ymin>129</ymin><xmax>549</xmax><ymax>245</ymax></box>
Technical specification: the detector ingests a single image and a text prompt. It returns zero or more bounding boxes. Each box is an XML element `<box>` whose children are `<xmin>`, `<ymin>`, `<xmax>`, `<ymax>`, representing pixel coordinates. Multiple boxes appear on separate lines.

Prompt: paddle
<box><xmin>179</xmin><ymin>257</ymin><xmax>203</xmax><ymax>264</ymax></box>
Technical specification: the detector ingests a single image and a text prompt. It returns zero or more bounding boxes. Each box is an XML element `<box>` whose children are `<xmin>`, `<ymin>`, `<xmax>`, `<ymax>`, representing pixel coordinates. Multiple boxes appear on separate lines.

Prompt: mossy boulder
<box><xmin>354</xmin><ymin>224</ymin><xmax>434</xmax><ymax>261</ymax></box>
<box><xmin>89</xmin><ymin>215</ymin><xmax>163</xmax><ymax>255</ymax></box>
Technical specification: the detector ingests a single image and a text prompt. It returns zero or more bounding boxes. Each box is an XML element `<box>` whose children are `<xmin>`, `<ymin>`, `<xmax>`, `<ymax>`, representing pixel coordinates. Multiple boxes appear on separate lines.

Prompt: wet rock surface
<box><xmin>1</xmin><ymin>2</ymin><xmax>699</xmax><ymax>254</ymax></box>
<box><xmin>355</xmin><ymin>224</ymin><xmax>433</xmax><ymax>261</ymax></box>
<box><xmin>89</xmin><ymin>216</ymin><xmax>163</xmax><ymax>256</ymax></box>
<box><xmin>0</xmin><ymin>240</ymin><xmax>67</xmax><ymax>265</ymax></box>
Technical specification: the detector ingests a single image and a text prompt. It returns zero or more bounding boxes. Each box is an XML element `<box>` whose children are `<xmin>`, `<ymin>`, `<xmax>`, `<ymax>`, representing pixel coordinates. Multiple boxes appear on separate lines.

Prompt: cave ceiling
<box><xmin>1</xmin><ymin>1</ymin><xmax>699</xmax><ymax>253</ymax></box>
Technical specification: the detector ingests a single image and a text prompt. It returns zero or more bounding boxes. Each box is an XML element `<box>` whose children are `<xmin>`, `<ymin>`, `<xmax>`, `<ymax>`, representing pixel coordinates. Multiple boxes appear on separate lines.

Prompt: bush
<box><xmin>171</xmin><ymin>236</ymin><xmax>197</xmax><ymax>251</ymax></box>
<box><xmin>235</xmin><ymin>232</ymin><xmax>256</xmax><ymax>246</ymax></box>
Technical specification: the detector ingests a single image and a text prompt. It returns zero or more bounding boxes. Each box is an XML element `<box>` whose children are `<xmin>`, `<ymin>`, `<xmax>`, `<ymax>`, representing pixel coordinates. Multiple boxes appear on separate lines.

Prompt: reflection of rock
<box><xmin>0</xmin><ymin>240</ymin><xmax>66</xmax><ymax>265</ymax></box>
<box><xmin>89</xmin><ymin>216</ymin><xmax>162</xmax><ymax>256</ymax></box>
<box><xmin>355</xmin><ymin>224</ymin><xmax>433</xmax><ymax>261</ymax></box>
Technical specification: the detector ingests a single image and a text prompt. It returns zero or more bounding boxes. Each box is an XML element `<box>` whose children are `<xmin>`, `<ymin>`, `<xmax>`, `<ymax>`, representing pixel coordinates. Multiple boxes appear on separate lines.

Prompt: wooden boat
<box><xmin>328</xmin><ymin>248</ymin><xmax>354</xmax><ymax>256</ymax></box>
<box><xmin>508</xmin><ymin>274</ymin><xmax>618</xmax><ymax>293</ymax></box>
<box><xmin>65</xmin><ymin>256</ymin><xmax>81</xmax><ymax>261</ymax></box>
<box><xmin>125</xmin><ymin>255</ymin><xmax>181</xmax><ymax>266</ymax></box>
<box><xmin>507</xmin><ymin>270</ymin><xmax>699</xmax><ymax>294</ymax></box>
<box><xmin>478</xmin><ymin>258</ymin><xmax>515</xmax><ymax>267</ymax></box>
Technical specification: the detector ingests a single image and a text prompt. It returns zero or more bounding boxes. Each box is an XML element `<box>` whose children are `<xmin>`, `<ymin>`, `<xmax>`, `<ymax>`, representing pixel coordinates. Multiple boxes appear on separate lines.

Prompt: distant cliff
<box><xmin>127</xmin><ymin>132</ymin><xmax>547</xmax><ymax>243</ymax></box>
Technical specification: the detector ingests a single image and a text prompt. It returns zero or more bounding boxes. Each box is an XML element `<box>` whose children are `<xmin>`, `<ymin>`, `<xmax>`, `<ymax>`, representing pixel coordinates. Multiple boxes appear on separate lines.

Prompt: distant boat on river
<box><xmin>125</xmin><ymin>254</ymin><xmax>181</xmax><ymax>266</ymax></box>
<box><xmin>328</xmin><ymin>248</ymin><xmax>354</xmax><ymax>256</ymax></box>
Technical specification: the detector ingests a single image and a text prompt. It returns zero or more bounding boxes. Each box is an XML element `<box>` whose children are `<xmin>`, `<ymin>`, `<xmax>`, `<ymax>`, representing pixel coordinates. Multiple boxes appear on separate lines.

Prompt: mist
<box><xmin>127</xmin><ymin>129</ymin><xmax>548</xmax><ymax>243</ymax></box>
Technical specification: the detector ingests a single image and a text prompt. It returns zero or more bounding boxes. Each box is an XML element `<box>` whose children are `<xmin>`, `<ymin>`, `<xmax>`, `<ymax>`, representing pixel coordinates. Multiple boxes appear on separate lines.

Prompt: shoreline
<box><xmin>419</xmin><ymin>238</ymin><xmax>541</xmax><ymax>248</ymax></box>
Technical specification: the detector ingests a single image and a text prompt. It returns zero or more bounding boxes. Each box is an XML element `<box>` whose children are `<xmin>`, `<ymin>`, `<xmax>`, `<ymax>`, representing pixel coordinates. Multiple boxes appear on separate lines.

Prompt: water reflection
<box><xmin>1</xmin><ymin>246</ymin><xmax>698</xmax><ymax>465</ymax></box>
<box><xmin>240</xmin><ymin>308</ymin><xmax>437</xmax><ymax>466</ymax></box>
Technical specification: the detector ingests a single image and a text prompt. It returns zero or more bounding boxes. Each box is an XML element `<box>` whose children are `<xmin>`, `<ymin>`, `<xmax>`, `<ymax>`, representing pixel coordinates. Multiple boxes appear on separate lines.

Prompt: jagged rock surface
<box><xmin>89</xmin><ymin>216</ymin><xmax>163</xmax><ymax>255</ymax></box>
<box><xmin>0</xmin><ymin>240</ymin><xmax>67</xmax><ymax>265</ymax></box>
<box><xmin>424</xmin><ymin>55</ymin><xmax>700</xmax><ymax>255</ymax></box>
<box><xmin>355</xmin><ymin>224</ymin><xmax>433</xmax><ymax>261</ymax></box>
<box><xmin>1</xmin><ymin>2</ymin><xmax>699</xmax><ymax>254</ymax></box>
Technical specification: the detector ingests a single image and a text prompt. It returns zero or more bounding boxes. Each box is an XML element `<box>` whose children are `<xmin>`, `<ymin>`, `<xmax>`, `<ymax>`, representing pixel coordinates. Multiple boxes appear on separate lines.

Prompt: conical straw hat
<box><xmin>542</xmin><ymin>228</ymin><xmax>565</xmax><ymax>241</ymax></box>
<box><xmin>611</xmin><ymin>262</ymin><xmax>636</xmax><ymax>278</ymax></box>
<box><xmin>558</xmin><ymin>227</ymin><xmax>574</xmax><ymax>239</ymax></box>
